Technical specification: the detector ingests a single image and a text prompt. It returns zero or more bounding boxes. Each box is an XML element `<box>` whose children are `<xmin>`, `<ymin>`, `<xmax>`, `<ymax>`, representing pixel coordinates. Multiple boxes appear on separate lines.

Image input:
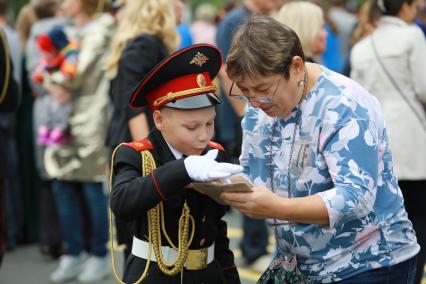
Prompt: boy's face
<box><xmin>153</xmin><ymin>106</ymin><xmax>216</xmax><ymax>156</ymax></box>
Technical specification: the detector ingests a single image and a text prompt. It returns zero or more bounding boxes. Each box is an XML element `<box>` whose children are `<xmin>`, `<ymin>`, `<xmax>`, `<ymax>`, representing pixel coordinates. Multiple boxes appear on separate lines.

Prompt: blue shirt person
<box><xmin>220</xmin><ymin>15</ymin><xmax>419</xmax><ymax>283</ymax></box>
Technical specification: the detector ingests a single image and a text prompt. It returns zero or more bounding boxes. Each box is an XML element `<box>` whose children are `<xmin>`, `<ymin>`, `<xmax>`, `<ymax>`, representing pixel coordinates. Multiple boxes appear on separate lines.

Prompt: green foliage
<box><xmin>7</xmin><ymin>0</ymin><xmax>28</xmax><ymax>20</ymax></box>
<box><xmin>187</xmin><ymin>0</ymin><xmax>230</xmax><ymax>9</ymax></box>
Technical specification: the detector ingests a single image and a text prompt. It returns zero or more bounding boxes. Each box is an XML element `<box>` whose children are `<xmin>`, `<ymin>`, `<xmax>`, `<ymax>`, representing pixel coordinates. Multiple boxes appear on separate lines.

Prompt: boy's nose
<box><xmin>198</xmin><ymin>128</ymin><xmax>209</xmax><ymax>141</ymax></box>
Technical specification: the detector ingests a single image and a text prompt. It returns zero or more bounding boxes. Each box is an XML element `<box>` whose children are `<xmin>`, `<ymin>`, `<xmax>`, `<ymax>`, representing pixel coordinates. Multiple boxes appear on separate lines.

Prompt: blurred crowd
<box><xmin>0</xmin><ymin>0</ymin><xmax>425</xmax><ymax>283</ymax></box>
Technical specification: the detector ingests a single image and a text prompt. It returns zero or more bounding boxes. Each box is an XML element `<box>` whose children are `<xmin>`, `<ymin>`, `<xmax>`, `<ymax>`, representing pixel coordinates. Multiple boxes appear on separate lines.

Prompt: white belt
<box><xmin>131</xmin><ymin>236</ymin><xmax>215</xmax><ymax>268</ymax></box>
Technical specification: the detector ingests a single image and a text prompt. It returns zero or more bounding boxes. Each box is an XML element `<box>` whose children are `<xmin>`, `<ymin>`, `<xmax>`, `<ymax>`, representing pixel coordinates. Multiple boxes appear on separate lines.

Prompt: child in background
<box><xmin>33</xmin><ymin>27</ymin><xmax>78</xmax><ymax>145</ymax></box>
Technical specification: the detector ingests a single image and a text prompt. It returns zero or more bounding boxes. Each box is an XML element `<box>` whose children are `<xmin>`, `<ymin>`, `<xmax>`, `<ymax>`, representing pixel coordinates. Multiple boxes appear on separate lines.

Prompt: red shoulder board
<box><xmin>123</xmin><ymin>139</ymin><xmax>154</xmax><ymax>152</ymax></box>
<box><xmin>208</xmin><ymin>141</ymin><xmax>225</xmax><ymax>151</ymax></box>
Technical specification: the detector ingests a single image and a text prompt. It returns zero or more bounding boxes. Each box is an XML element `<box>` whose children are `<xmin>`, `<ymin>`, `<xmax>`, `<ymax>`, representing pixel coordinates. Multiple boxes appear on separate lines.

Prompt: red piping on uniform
<box><xmin>151</xmin><ymin>171</ymin><xmax>165</xmax><ymax>200</ymax></box>
<box><xmin>222</xmin><ymin>265</ymin><xmax>237</xmax><ymax>270</ymax></box>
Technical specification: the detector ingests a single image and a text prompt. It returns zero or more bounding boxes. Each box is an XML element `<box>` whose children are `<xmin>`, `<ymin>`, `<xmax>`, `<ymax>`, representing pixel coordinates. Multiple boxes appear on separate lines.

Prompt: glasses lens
<box><xmin>255</xmin><ymin>97</ymin><xmax>273</xmax><ymax>104</ymax></box>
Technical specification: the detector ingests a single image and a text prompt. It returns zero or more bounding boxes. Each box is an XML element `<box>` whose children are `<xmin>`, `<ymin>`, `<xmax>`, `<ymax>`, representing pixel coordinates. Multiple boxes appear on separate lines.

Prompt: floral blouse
<box><xmin>240</xmin><ymin>66</ymin><xmax>419</xmax><ymax>283</ymax></box>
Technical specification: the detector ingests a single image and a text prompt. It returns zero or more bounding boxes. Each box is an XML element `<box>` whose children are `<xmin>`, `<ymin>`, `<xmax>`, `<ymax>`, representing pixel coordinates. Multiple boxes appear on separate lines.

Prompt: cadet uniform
<box><xmin>109</xmin><ymin>44</ymin><xmax>241</xmax><ymax>284</ymax></box>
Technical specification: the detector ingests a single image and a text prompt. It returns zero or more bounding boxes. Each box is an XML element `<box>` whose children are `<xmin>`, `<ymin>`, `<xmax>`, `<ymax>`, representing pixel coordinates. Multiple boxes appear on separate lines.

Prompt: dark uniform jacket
<box><xmin>110</xmin><ymin>128</ymin><xmax>240</xmax><ymax>284</ymax></box>
<box><xmin>0</xmin><ymin>27</ymin><xmax>19</xmax><ymax>261</ymax></box>
<box><xmin>106</xmin><ymin>34</ymin><xmax>167</xmax><ymax>148</ymax></box>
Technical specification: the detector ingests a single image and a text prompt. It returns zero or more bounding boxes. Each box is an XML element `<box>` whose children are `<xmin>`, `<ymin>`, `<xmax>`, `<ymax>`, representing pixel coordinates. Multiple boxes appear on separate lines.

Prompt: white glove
<box><xmin>184</xmin><ymin>149</ymin><xmax>243</xmax><ymax>182</ymax></box>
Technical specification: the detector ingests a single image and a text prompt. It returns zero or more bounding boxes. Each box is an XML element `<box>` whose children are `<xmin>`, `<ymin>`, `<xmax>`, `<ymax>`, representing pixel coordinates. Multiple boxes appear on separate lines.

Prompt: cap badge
<box><xmin>190</xmin><ymin>52</ymin><xmax>209</xmax><ymax>67</ymax></box>
<box><xmin>196</xmin><ymin>74</ymin><xmax>206</xmax><ymax>87</ymax></box>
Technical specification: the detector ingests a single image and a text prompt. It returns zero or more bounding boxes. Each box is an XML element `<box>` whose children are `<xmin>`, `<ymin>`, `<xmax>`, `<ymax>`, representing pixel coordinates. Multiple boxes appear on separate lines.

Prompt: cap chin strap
<box><xmin>153</xmin><ymin>86</ymin><xmax>217</xmax><ymax>107</ymax></box>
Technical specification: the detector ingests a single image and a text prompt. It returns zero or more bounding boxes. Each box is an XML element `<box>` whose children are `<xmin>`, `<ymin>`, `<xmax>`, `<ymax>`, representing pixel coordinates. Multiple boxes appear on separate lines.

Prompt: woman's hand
<box><xmin>45</xmin><ymin>83</ymin><xmax>72</xmax><ymax>105</ymax></box>
<box><xmin>219</xmin><ymin>186</ymin><xmax>281</xmax><ymax>219</ymax></box>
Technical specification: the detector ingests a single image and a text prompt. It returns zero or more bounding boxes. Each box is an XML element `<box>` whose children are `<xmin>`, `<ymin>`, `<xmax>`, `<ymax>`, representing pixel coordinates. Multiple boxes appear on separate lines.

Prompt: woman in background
<box><xmin>351</xmin><ymin>1</ymin><xmax>426</xmax><ymax>283</ymax></box>
<box><xmin>276</xmin><ymin>1</ymin><xmax>327</xmax><ymax>63</ymax></box>
<box><xmin>105</xmin><ymin>0</ymin><xmax>182</xmax><ymax>263</ymax></box>
<box><xmin>43</xmin><ymin>0</ymin><xmax>115</xmax><ymax>282</ymax></box>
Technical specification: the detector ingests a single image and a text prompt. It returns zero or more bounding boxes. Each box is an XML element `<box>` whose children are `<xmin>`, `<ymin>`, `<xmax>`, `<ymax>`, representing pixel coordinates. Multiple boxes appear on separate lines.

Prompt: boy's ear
<box><xmin>153</xmin><ymin>109</ymin><xmax>164</xmax><ymax>131</ymax></box>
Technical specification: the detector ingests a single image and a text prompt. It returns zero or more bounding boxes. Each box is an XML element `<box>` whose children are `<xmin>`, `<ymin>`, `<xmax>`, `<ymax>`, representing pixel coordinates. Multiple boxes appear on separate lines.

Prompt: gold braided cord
<box><xmin>109</xmin><ymin>146</ymin><xmax>194</xmax><ymax>283</ymax></box>
<box><xmin>109</xmin><ymin>144</ymin><xmax>153</xmax><ymax>284</ymax></box>
<box><xmin>160</xmin><ymin>201</ymin><xmax>195</xmax><ymax>251</ymax></box>
<box><xmin>150</xmin><ymin>199</ymin><xmax>194</xmax><ymax>275</ymax></box>
<box><xmin>0</xmin><ymin>28</ymin><xmax>11</xmax><ymax>105</ymax></box>
<box><xmin>142</xmin><ymin>150</ymin><xmax>194</xmax><ymax>276</ymax></box>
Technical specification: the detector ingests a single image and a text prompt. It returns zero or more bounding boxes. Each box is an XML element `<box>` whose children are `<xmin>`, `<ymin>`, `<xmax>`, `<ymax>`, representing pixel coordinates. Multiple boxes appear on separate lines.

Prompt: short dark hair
<box><xmin>0</xmin><ymin>0</ymin><xmax>7</xmax><ymax>15</ymax></box>
<box><xmin>226</xmin><ymin>15</ymin><xmax>305</xmax><ymax>81</ymax></box>
<box><xmin>31</xmin><ymin>0</ymin><xmax>59</xmax><ymax>19</ymax></box>
<box><xmin>373</xmin><ymin>0</ymin><xmax>415</xmax><ymax>16</ymax></box>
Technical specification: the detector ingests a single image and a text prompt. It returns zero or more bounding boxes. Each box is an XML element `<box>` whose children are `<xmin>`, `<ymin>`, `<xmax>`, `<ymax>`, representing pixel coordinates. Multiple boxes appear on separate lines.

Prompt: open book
<box><xmin>191</xmin><ymin>182</ymin><xmax>253</xmax><ymax>205</ymax></box>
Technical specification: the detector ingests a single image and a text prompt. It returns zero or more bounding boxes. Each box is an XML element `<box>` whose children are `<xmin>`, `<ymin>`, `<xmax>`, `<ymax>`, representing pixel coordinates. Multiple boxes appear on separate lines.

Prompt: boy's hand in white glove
<box><xmin>184</xmin><ymin>149</ymin><xmax>243</xmax><ymax>182</ymax></box>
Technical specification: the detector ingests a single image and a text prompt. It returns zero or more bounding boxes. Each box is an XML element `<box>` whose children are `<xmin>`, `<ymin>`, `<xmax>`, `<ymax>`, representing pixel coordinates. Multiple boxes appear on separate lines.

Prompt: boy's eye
<box><xmin>185</xmin><ymin>126</ymin><xmax>196</xmax><ymax>130</ymax></box>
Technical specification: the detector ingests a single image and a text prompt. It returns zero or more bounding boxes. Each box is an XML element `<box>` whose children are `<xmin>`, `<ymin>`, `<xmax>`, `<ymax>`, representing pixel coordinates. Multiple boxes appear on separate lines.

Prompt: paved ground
<box><xmin>0</xmin><ymin>210</ymin><xmax>265</xmax><ymax>284</ymax></box>
<box><xmin>0</xmin><ymin>209</ymin><xmax>425</xmax><ymax>284</ymax></box>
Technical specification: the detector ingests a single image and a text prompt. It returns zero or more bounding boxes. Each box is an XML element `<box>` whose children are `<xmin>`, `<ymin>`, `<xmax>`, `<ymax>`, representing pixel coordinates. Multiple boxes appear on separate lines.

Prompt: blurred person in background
<box><xmin>341</xmin><ymin>0</ymin><xmax>381</xmax><ymax>76</ymax></box>
<box><xmin>32</xmin><ymin>27</ymin><xmax>78</xmax><ymax>146</ymax></box>
<box><xmin>190</xmin><ymin>3</ymin><xmax>218</xmax><ymax>45</ymax></box>
<box><xmin>0</xmin><ymin>0</ymin><xmax>24</xmax><ymax>253</ymax></box>
<box><xmin>42</xmin><ymin>0</ymin><xmax>114</xmax><ymax>282</ymax></box>
<box><xmin>415</xmin><ymin>0</ymin><xmax>426</xmax><ymax>35</ymax></box>
<box><xmin>328</xmin><ymin>0</ymin><xmax>357</xmax><ymax>73</ymax></box>
<box><xmin>276</xmin><ymin>1</ymin><xmax>327</xmax><ymax>63</ymax></box>
<box><xmin>350</xmin><ymin>0</ymin><xmax>381</xmax><ymax>46</ymax></box>
<box><xmin>24</xmin><ymin>0</ymin><xmax>68</xmax><ymax>260</ymax></box>
<box><xmin>350</xmin><ymin>1</ymin><xmax>426</xmax><ymax>283</ymax></box>
<box><xmin>109</xmin><ymin>0</ymin><xmax>126</xmax><ymax>23</ymax></box>
<box><xmin>216</xmin><ymin>0</ymin><xmax>281</xmax><ymax>273</ymax></box>
<box><xmin>176</xmin><ymin>0</ymin><xmax>192</xmax><ymax>49</ymax></box>
<box><xmin>105</xmin><ymin>0</ymin><xmax>183</xmax><ymax>264</ymax></box>
<box><xmin>312</xmin><ymin>0</ymin><xmax>343</xmax><ymax>73</ymax></box>
<box><xmin>0</xmin><ymin>27</ymin><xmax>19</xmax><ymax>268</ymax></box>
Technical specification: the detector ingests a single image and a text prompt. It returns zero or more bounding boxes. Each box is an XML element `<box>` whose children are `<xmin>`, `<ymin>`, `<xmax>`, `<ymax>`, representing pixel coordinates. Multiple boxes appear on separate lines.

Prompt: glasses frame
<box><xmin>228</xmin><ymin>75</ymin><xmax>284</xmax><ymax>105</ymax></box>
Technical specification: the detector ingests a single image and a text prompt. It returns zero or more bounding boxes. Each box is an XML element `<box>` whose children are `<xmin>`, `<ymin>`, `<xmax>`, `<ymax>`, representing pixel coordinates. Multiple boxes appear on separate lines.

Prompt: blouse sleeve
<box><xmin>316</xmin><ymin>114</ymin><xmax>379</xmax><ymax>229</ymax></box>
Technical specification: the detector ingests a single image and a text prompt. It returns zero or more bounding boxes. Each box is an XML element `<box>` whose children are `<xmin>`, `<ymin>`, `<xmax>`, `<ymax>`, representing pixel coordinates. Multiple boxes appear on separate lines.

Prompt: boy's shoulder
<box><xmin>119</xmin><ymin>139</ymin><xmax>224</xmax><ymax>154</ymax></box>
<box><xmin>122</xmin><ymin>138</ymin><xmax>154</xmax><ymax>152</ymax></box>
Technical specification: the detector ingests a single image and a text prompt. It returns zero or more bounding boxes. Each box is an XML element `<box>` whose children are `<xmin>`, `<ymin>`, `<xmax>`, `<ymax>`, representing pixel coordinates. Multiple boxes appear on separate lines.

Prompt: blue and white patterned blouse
<box><xmin>240</xmin><ymin>66</ymin><xmax>419</xmax><ymax>283</ymax></box>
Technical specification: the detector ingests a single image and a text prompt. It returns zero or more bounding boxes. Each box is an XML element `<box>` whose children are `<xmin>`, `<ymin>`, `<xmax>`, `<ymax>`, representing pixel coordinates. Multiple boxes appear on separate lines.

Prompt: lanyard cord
<box><xmin>269</xmin><ymin>67</ymin><xmax>307</xmax><ymax>253</ymax></box>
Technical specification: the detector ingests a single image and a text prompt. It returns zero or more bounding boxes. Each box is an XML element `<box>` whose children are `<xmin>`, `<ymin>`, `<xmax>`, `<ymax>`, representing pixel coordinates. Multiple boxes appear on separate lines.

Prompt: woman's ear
<box><xmin>291</xmin><ymin>56</ymin><xmax>305</xmax><ymax>74</ymax></box>
<box><xmin>153</xmin><ymin>109</ymin><xmax>164</xmax><ymax>131</ymax></box>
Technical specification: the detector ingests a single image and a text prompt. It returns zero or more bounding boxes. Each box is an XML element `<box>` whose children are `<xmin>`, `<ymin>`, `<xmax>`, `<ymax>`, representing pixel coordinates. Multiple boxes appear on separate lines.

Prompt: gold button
<box><xmin>200</xmin><ymin>238</ymin><xmax>206</xmax><ymax>246</ymax></box>
<box><xmin>202</xmin><ymin>216</ymin><xmax>206</xmax><ymax>222</ymax></box>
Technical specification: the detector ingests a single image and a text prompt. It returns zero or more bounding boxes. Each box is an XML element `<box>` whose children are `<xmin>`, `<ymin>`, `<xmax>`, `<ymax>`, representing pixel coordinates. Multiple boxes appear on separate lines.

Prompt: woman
<box><xmin>220</xmin><ymin>15</ymin><xmax>419</xmax><ymax>283</ymax></box>
<box><xmin>43</xmin><ymin>0</ymin><xmax>115</xmax><ymax>282</ymax></box>
<box><xmin>105</xmin><ymin>0</ymin><xmax>182</xmax><ymax>262</ymax></box>
<box><xmin>350</xmin><ymin>1</ymin><xmax>426</xmax><ymax>283</ymax></box>
<box><xmin>275</xmin><ymin>1</ymin><xmax>327</xmax><ymax>63</ymax></box>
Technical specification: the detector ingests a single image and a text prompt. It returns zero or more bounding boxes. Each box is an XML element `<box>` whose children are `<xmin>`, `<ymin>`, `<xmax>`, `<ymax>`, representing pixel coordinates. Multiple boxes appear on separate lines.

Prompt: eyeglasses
<box><xmin>228</xmin><ymin>75</ymin><xmax>283</xmax><ymax>105</ymax></box>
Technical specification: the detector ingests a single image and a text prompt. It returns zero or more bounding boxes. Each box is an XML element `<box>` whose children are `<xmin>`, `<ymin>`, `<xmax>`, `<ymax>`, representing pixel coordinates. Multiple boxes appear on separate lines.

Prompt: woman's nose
<box><xmin>249</xmin><ymin>98</ymin><xmax>261</xmax><ymax>108</ymax></box>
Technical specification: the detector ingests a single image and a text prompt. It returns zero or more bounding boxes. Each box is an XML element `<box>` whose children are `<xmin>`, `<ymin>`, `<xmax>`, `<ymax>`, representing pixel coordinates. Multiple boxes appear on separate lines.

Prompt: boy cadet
<box><xmin>109</xmin><ymin>44</ymin><xmax>242</xmax><ymax>284</ymax></box>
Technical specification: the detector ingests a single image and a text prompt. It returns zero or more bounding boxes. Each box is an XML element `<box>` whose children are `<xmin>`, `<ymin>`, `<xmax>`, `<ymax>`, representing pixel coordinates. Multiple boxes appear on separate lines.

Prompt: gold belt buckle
<box><xmin>185</xmin><ymin>248</ymin><xmax>208</xmax><ymax>270</ymax></box>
